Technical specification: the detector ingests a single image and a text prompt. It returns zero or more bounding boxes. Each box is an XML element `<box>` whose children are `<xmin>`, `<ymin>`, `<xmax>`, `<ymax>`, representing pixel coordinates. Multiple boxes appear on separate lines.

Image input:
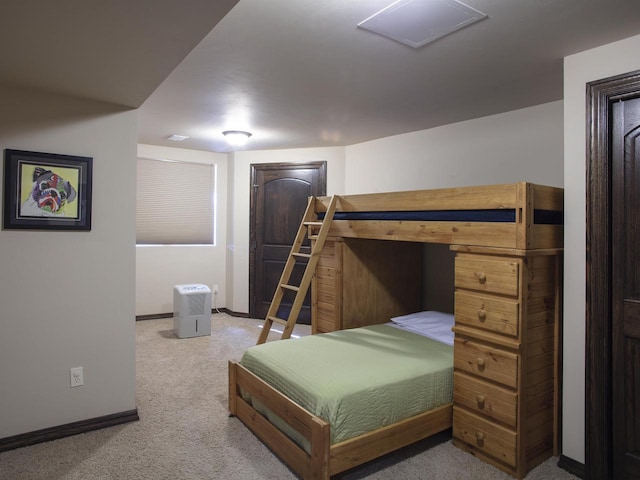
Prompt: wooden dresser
<box><xmin>451</xmin><ymin>245</ymin><xmax>561</xmax><ymax>479</ymax></box>
<box><xmin>312</xmin><ymin>237</ymin><xmax>422</xmax><ymax>333</ymax></box>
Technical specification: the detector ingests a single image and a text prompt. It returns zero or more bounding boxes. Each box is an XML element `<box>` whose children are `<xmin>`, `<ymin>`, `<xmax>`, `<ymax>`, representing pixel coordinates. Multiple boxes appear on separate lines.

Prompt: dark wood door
<box><xmin>612</xmin><ymin>97</ymin><xmax>640</xmax><ymax>480</ymax></box>
<box><xmin>586</xmin><ymin>71</ymin><xmax>640</xmax><ymax>480</ymax></box>
<box><xmin>249</xmin><ymin>162</ymin><xmax>326</xmax><ymax>323</ymax></box>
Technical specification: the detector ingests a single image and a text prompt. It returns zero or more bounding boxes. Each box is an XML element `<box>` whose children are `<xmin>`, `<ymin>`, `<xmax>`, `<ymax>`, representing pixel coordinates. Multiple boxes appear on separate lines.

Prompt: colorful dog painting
<box><xmin>20</xmin><ymin>167</ymin><xmax>77</xmax><ymax>217</ymax></box>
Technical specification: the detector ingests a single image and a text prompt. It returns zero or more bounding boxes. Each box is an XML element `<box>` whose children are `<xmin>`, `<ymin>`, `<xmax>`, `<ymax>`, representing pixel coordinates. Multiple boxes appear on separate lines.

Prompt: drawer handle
<box><xmin>476</xmin><ymin>432</ymin><xmax>485</xmax><ymax>445</ymax></box>
<box><xmin>477</xmin><ymin>309</ymin><xmax>487</xmax><ymax>321</ymax></box>
<box><xmin>477</xmin><ymin>272</ymin><xmax>487</xmax><ymax>284</ymax></box>
<box><xmin>476</xmin><ymin>358</ymin><xmax>486</xmax><ymax>369</ymax></box>
<box><xmin>476</xmin><ymin>395</ymin><xmax>486</xmax><ymax>409</ymax></box>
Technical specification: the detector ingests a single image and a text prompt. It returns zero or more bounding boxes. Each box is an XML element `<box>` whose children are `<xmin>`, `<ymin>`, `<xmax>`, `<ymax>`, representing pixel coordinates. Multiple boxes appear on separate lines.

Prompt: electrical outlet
<box><xmin>213</xmin><ymin>284</ymin><xmax>219</xmax><ymax>294</ymax></box>
<box><xmin>70</xmin><ymin>367</ymin><xmax>84</xmax><ymax>387</ymax></box>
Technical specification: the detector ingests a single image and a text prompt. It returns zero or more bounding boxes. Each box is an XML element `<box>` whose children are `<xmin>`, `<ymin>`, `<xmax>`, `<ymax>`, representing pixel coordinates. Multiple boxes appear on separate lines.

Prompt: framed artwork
<box><xmin>3</xmin><ymin>149</ymin><xmax>93</xmax><ymax>231</ymax></box>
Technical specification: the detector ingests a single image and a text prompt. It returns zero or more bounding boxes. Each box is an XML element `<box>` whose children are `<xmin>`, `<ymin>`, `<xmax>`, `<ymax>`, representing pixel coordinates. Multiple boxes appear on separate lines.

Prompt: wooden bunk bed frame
<box><xmin>311</xmin><ymin>181</ymin><xmax>563</xmax><ymax>249</ymax></box>
<box><xmin>229</xmin><ymin>181</ymin><xmax>564</xmax><ymax>480</ymax></box>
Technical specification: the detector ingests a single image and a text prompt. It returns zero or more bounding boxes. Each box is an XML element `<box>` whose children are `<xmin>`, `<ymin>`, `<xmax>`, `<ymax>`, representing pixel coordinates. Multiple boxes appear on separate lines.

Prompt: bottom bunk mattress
<box><xmin>239</xmin><ymin>323</ymin><xmax>453</xmax><ymax>447</ymax></box>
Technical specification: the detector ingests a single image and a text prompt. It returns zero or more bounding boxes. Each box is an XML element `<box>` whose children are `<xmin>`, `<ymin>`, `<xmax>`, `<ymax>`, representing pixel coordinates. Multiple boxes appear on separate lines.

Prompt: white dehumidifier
<box><xmin>173</xmin><ymin>284</ymin><xmax>212</xmax><ymax>338</ymax></box>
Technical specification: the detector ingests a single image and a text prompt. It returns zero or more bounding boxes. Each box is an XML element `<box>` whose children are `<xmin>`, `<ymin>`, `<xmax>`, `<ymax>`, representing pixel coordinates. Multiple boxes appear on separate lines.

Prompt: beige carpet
<box><xmin>0</xmin><ymin>314</ymin><xmax>579</xmax><ymax>479</ymax></box>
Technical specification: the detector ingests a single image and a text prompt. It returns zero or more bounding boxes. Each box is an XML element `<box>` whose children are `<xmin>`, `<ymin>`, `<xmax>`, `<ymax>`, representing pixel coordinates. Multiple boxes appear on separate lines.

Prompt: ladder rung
<box><xmin>268</xmin><ymin>316</ymin><xmax>288</xmax><ymax>326</ymax></box>
<box><xmin>257</xmin><ymin>194</ymin><xmax>339</xmax><ymax>345</ymax></box>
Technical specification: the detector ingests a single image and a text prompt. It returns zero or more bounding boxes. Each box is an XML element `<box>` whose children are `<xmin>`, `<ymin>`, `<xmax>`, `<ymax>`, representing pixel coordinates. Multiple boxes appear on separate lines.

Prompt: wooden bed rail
<box><xmin>311</xmin><ymin>182</ymin><xmax>563</xmax><ymax>250</ymax></box>
<box><xmin>313</xmin><ymin>182</ymin><xmax>562</xmax><ymax>213</ymax></box>
<box><xmin>229</xmin><ymin>360</ymin><xmax>453</xmax><ymax>479</ymax></box>
<box><xmin>229</xmin><ymin>361</ymin><xmax>331</xmax><ymax>479</ymax></box>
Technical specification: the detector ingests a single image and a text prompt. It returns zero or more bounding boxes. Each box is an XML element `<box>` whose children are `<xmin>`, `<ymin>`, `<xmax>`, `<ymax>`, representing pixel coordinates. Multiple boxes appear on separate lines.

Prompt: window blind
<box><xmin>136</xmin><ymin>158</ymin><xmax>215</xmax><ymax>245</ymax></box>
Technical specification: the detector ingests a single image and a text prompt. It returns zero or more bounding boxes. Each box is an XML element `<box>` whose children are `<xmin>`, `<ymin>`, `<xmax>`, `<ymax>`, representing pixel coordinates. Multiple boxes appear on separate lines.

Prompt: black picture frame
<box><xmin>3</xmin><ymin>149</ymin><xmax>92</xmax><ymax>231</ymax></box>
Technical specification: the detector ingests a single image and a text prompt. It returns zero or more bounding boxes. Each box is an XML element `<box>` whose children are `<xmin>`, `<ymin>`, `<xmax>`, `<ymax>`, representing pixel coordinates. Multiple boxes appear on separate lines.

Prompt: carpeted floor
<box><xmin>0</xmin><ymin>314</ymin><xmax>579</xmax><ymax>479</ymax></box>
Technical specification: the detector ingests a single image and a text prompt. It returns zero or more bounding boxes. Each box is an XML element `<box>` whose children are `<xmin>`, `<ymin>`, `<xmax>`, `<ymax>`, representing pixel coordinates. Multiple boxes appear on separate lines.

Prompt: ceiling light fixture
<box><xmin>167</xmin><ymin>134</ymin><xmax>189</xmax><ymax>142</ymax></box>
<box><xmin>223</xmin><ymin>130</ymin><xmax>252</xmax><ymax>147</ymax></box>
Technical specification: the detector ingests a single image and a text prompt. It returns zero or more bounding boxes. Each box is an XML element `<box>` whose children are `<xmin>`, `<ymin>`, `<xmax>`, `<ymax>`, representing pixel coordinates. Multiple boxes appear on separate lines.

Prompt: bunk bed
<box><xmin>229</xmin><ymin>181</ymin><xmax>564</xmax><ymax>480</ymax></box>
<box><xmin>311</xmin><ymin>181</ymin><xmax>563</xmax><ymax>249</ymax></box>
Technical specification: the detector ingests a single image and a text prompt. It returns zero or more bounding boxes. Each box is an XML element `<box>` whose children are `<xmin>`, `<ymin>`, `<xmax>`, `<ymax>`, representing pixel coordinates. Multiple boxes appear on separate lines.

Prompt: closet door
<box><xmin>249</xmin><ymin>162</ymin><xmax>326</xmax><ymax>322</ymax></box>
<box><xmin>611</xmin><ymin>97</ymin><xmax>640</xmax><ymax>480</ymax></box>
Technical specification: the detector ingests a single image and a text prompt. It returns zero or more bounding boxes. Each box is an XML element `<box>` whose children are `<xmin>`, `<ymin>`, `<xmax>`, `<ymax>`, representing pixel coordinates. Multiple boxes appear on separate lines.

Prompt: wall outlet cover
<box><xmin>70</xmin><ymin>367</ymin><xmax>84</xmax><ymax>387</ymax></box>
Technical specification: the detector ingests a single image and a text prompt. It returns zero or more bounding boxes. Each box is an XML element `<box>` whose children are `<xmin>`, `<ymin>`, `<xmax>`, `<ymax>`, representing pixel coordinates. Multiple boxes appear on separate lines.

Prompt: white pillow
<box><xmin>389</xmin><ymin>311</ymin><xmax>454</xmax><ymax>345</ymax></box>
<box><xmin>391</xmin><ymin>310</ymin><xmax>454</xmax><ymax>326</ymax></box>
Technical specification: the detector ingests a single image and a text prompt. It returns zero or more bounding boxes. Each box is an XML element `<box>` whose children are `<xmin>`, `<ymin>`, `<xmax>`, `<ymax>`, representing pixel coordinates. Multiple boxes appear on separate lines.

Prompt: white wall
<box><xmin>135</xmin><ymin>144</ymin><xmax>228</xmax><ymax>316</ymax></box>
<box><xmin>562</xmin><ymin>33</ymin><xmax>640</xmax><ymax>464</ymax></box>
<box><xmin>227</xmin><ymin>147</ymin><xmax>345</xmax><ymax>313</ymax></box>
<box><xmin>345</xmin><ymin>101</ymin><xmax>564</xmax><ymax>193</ymax></box>
<box><xmin>0</xmin><ymin>86</ymin><xmax>137</xmax><ymax>437</ymax></box>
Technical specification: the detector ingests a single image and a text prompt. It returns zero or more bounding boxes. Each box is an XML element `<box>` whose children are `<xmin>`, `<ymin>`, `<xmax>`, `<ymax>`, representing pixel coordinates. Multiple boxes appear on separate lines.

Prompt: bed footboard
<box><xmin>229</xmin><ymin>361</ymin><xmax>453</xmax><ymax>479</ymax></box>
<box><xmin>229</xmin><ymin>361</ymin><xmax>330</xmax><ymax>479</ymax></box>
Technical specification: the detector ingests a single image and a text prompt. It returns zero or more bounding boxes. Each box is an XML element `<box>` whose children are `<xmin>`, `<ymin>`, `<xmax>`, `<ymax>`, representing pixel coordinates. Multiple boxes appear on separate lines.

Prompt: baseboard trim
<box><xmin>558</xmin><ymin>455</ymin><xmax>585</xmax><ymax>479</ymax></box>
<box><xmin>0</xmin><ymin>409</ymin><xmax>139</xmax><ymax>453</ymax></box>
<box><xmin>222</xmin><ymin>308</ymin><xmax>250</xmax><ymax>318</ymax></box>
<box><xmin>136</xmin><ymin>312</ymin><xmax>172</xmax><ymax>321</ymax></box>
<box><xmin>136</xmin><ymin>308</ymin><xmax>243</xmax><ymax>321</ymax></box>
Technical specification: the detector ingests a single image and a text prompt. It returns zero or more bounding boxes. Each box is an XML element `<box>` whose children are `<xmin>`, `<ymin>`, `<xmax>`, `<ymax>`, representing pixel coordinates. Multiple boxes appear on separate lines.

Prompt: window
<box><xmin>136</xmin><ymin>158</ymin><xmax>215</xmax><ymax>245</ymax></box>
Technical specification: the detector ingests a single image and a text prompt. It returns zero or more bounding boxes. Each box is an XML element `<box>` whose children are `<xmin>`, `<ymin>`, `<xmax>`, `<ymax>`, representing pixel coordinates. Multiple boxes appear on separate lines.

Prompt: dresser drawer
<box><xmin>454</xmin><ymin>337</ymin><xmax>518</xmax><ymax>388</ymax></box>
<box><xmin>454</xmin><ymin>372</ymin><xmax>517</xmax><ymax>428</ymax></box>
<box><xmin>453</xmin><ymin>407</ymin><xmax>517</xmax><ymax>468</ymax></box>
<box><xmin>455</xmin><ymin>257</ymin><xmax>519</xmax><ymax>297</ymax></box>
<box><xmin>455</xmin><ymin>291</ymin><xmax>519</xmax><ymax>337</ymax></box>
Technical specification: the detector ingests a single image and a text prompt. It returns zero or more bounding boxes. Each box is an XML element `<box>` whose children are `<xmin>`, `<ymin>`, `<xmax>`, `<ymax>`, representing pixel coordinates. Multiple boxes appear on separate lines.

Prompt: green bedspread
<box><xmin>240</xmin><ymin>324</ymin><xmax>453</xmax><ymax>446</ymax></box>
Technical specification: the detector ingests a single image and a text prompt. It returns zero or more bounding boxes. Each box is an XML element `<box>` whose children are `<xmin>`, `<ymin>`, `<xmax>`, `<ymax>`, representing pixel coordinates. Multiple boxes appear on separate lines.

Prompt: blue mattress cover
<box><xmin>318</xmin><ymin>209</ymin><xmax>562</xmax><ymax>224</ymax></box>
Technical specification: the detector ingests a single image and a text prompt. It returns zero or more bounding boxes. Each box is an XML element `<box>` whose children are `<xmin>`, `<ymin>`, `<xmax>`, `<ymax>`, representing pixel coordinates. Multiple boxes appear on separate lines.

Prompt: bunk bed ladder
<box><xmin>257</xmin><ymin>195</ymin><xmax>338</xmax><ymax>344</ymax></box>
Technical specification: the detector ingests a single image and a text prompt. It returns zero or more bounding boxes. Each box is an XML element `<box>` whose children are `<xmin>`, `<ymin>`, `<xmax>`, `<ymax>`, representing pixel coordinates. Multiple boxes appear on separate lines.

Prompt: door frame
<box><xmin>248</xmin><ymin>161</ymin><xmax>327</xmax><ymax>319</ymax></box>
<box><xmin>586</xmin><ymin>69</ymin><xmax>640</xmax><ymax>480</ymax></box>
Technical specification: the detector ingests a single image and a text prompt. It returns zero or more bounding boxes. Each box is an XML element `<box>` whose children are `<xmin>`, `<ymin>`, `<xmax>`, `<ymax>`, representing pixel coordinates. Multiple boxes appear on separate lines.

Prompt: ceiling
<box><xmin>4</xmin><ymin>1</ymin><xmax>640</xmax><ymax>154</ymax></box>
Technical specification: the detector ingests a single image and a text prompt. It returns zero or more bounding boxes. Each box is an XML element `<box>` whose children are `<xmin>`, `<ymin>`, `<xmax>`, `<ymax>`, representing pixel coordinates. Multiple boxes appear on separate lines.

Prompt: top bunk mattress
<box><xmin>240</xmin><ymin>323</ymin><xmax>453</xmax><ymax>445</ymax></box>
<box><xmin>319</xmin><ymin>208</ymin><xmax>562</xmax><ymax>224</ymax></box>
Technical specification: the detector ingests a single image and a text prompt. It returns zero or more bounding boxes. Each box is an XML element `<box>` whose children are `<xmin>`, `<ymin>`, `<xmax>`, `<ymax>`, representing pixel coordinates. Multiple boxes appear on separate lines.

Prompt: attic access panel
<box><xmin>357</xmin><ymin>0</ymin><xmax>487</xmax><ymax>48</ymax></box>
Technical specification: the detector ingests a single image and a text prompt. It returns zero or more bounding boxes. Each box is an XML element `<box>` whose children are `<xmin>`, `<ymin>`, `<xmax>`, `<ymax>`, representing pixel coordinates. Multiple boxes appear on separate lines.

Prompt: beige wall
<box><xmin>0</xmin><ymin>86</ymin><xmax>137</xmax><ymax>437</ymax></box>
<box><xmin>562</xmin><ymin>32</ymin><xmax>640</xmax><ymax>464</ymax></box>
<box><xmin>345</xmin><ymin>101</ymin><xmax>564</xmax><ymax>193</ymax></box>
<box><xmin>135</xmin><ymin>144</ymin><xmax>228</xmax><ymax>316</ymax></box>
